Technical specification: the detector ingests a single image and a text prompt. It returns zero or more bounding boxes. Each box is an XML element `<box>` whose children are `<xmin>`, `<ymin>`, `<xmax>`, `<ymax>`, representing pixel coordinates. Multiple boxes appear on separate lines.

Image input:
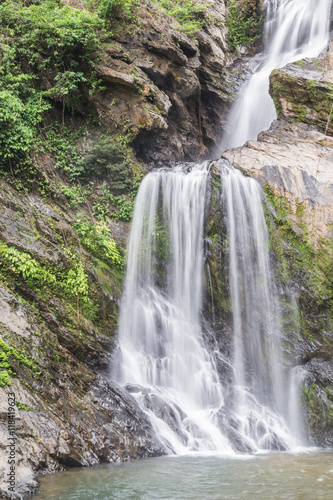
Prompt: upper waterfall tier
<box><xmin>222</xmin><ymin>0</ymin><xmax>333</xmax><ymax>150</ymax></box>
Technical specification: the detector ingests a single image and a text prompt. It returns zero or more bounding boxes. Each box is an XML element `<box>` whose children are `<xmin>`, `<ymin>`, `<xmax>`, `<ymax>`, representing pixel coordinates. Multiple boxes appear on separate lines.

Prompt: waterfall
<box><xmin>111</xmin><ymin>0</ymin><xmax>332</xmax><ymax>455</ymax></box>
<box><xmin>219</xmin><ymin>161</ymin><xmax>299</xmax><ymax>450</ymax></box>
<box><xmin>113</xmin><ymin>162</ymin><xmax>300</xmax><ymax>454</ymax></box>
<box><xmin>113</xmin><ymin>165</ymin><xmax>233</xmax><ymax>454</ymax></box>
<box><xmin>222</xmin><ymin>0</ymin><xmax>333</xmax><ymax>150</ymax></box>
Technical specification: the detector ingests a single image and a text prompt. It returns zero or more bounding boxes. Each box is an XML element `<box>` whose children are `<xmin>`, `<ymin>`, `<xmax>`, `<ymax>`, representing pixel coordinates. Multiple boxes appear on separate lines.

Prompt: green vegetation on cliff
<box><xmin>264</xmin><ymin>184</ymin><xmax>333</xmax><ymax>311</ymax></box>
<box><xmin>263</xmin><ymin>183</ymin><xmax>333</xmax><ymax>441</ymax></box>
<box><xmin>0</xmin><ymin>0</ymin><xmax>137</xmax><ymax>391</ymax></box>
<box><xmin>226</xmin><ymin>0</ymin><xmax>263</xmax><ymax>52</ymax></box>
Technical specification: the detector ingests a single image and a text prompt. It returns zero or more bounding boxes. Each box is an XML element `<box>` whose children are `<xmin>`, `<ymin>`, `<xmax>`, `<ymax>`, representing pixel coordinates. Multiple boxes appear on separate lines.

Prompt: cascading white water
<box><xmin>220</xmin><ymin>161</ymin><xmax>299</xmax><ymax>450</ymax></box>
<box><xmin>222</xmin><ymin>0</ymin><xmax>333</xmax><ymax>150</ymax></box>
<box><xmin>114</xmin><ymin>162</ymin><xmax>300</xmax><ymax>454</ymax></box>
<box><xmin>114</xmin><ymin>165</ymin><xmax>233</xmax><ymax>454</ymax></box>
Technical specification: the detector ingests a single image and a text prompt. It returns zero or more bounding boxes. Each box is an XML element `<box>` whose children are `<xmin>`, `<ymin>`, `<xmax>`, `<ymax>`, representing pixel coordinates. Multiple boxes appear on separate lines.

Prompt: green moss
<box><xmin>206</xmin><ymin>173</ymin><xmax>232</xmax><ymax>317</ymax></box>
<box><xmin>0</xmin><ymin>369</ymin><xmax>11</xmax><ymax>387</ymax></box>
<box><xmin>295</xmin><ymin>103</ymin><xmax>308</xmax><ymax>123</ymax></box>
<box><xmin>271</xmin><ymin>69</ymin><xmax>333</xmax><ymax>133</ymax></box>
<box><xmin>302</xmin><ymin>384</ymin><xmax>333</xmax><ymax>432</ymax></box>
<box><xmin>15</xmin><ymin>401</ymin><xmax>33</xmax><ymax>411</ymax></box>
<box><xmin>226</xmin><ymin>0</ymin><xmax>263</xmax><ymax>52</ymax></box>
<box><xmin>263</xmin><ymin>183</ymin><xmax>333</xmax><ymax>344</ymax></box>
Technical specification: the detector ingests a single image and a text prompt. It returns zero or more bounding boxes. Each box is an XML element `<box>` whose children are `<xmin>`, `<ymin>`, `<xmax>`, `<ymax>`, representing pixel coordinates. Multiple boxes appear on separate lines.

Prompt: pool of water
<box><xmin>36</xmin><ymin>451</ymin><xmax>333</xmax><ymax>500</ymax></box>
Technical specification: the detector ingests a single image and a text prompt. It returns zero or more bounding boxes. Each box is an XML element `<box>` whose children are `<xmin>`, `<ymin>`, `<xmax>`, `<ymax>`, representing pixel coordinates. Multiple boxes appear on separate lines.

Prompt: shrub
<box><xmin>0</xmin><ymin>0</ymin><xmax>102</xmax><ymax>170</ymax></box>
<box><xmin>99</xmin><ymin>0</ymin><xmax>134</xmax><ymax>18</ymax></box>
<box><xmin>0</xmin><ymin>0</ymin><xmax>102</xmax><ymax>72</ymax></box>
<box><xmin>75</xmin><ymin>220</ymin><xmax>124</xmax><ymax>267</ymax></box>
<box><xmin>0</xmin><ymin>370</ymin><xmax>11</xmax><ymax>387</ymax></box>
<box><xmin>0</xmin><ymin>242</ymin><xmax>57</xmax><ymax>289</ymax></box>
<box><xmin>226</xmin><ymin>0</ymin><xmax>263</xmax><ymax>51</ymax></box>
<box><xmin>151</xmin><ymin>0</ymin><xmax>206</xmax><ymax>35</ymax></box>
<box><xmin>0</xmin><ymin>91</ymin><xmax>34</xmax><ymax>167</ymax></box>
<box><xmin>83</xmin><ymin>140</ymin><xmax>131</xmax><ymax>192</ymax></box>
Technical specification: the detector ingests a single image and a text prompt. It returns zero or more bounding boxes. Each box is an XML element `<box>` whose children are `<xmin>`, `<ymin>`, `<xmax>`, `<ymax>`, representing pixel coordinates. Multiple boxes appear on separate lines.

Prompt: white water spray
<box><xmin>114</xmin><ymin>162</ymin><xmax>300</xmax><ymax>453</ymax></box>
<box><xmin>222</xmin><ymin>0</ymin><xmax>333</xmax><ymax>150</ymax></box>
<box><xmin>114</xmin><ymin>165</ymin><xmax>233</xmax><ymax>454</ymax></box>
<box><xmin>220</xmin><ymin>161</ymin><xmax>299</xmax><ymax>451</ymax></box>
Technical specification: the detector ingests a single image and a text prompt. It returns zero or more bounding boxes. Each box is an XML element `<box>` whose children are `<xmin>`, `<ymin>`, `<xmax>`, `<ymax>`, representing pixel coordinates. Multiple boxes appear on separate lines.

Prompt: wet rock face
<box><xmin>217</xmin><ymin>38</ymin><xmax>333</xmax><ymax>444</ymax></box>
<box><xmin>221</xmin><ymin>81</ymin><xmax>333</xmax><ymax>446</ymax></box>
<box><xmin>0</xmin><ymin>378</ymin><xmax>164</xmax><ymax>498</ymax></box>
<box><xmin>223</xmin><ymin>41</ymin><xmax>333</xmax><ymax>245</ymax></box>
<box><xmin>90</xmin><ymin>1</ymin><xmax>243</xmax><ymax>162</ymax></box>
<box><xmin>0</xmin><ymin>294</ymin><xmax>165</xmax><ymax>497</ymax></box>
<box><xmin>223</xmin><ymin>120</ymin><xmax>333</xmax><ymax>243</ymax></box>
<box><xmin>301</xmin><ymin>360</ymin><xmax>333</xmax><ymax>447</ymax></box>
<box><xmin>270</xmin><ymin>41</ymin><xmax>333</xmax><ymax>136</ymax></box>
<box><xmin>0</xmin><ymin>180</ymin><xmax>164</xmax><ymax>498</ymax></box>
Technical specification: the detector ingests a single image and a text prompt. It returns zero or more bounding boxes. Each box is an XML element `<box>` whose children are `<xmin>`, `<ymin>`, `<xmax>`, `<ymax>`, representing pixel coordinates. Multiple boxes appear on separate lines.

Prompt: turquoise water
<box><xmin>36</xmin><ymin>451</ymin><xmax>333</xmax><ymax>500</ymax></box>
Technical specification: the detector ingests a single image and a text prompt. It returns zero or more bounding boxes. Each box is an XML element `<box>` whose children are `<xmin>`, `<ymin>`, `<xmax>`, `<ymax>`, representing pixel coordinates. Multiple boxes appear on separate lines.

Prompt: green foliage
<box><xmin>0</xmin><ymin>241</ymin><xmax>91</xmax><ymax>302</ymax></box>
<box><xmin>15</xmin><ymin>401</ymin><xmax>32</xmax><ymax>411</ymax></box>
<box><xmin>0</xmin><ymin>337</ymin><xmax>40</xmax><ymax>377</ymax></box>
<box><xmin>42</xmin><ymin>127</ymin><xmax>85</xmax><ymax>182</ymax></box>
<box><xmin>61</xmin><ymin>185</ymin><xmax>86</xmax><ymax>208</ymax></box>
<box><xmin>45</xmin><ymin>71</ymin><xmax>88</xmax><ymax>121</ymax></box>
<box><xmin>0</xmin><ymin>0</ymin><xmax>102</xmax><ymax>170</ymax></box>
<box><xmin>93</xmin><ymin>188</ymin><xmax>135</xmax><ymax>222</ymax></box>
<box><xmin>98</xmin><ymin>0</ymin><xmax>134</xmax><ymax>18</ymax></box>
<box><xmin>226</xmin><ymin>0</ymin><xmax>263</xmax><ymax>51</ymax></box>
<box><xmin>0</xmin><ymin>91</ymin><xmax>32</xmax><ymax>167</ymax></box>
<box><xmin>0</xmin><ymin>79</ymin><xmax>50</xmax><ymax>169</ymax></box>
<box><xmin>44</xmin><ymin>132</ymin><xmax>135</xmax><ymax>206</ymax></box>
<box><xmin>63</xmin><ymin>252</ymin><xmax>89</xmax><ymax>301</ymax></box>
<box><xmin>83</xmin><ymin>140</ymin><xmax>131</xmax><ymax>191</ymax></box>
<box><xmin>0</xmin><ymin>242</ymin><xmax>57</xmax><ymax>289</ymax></box>
<box><xmin>0</xmin><ymin>370</ymin><xmax>11</xmax><ymax>387</ymax></box>
<box><xmin>75</xmin><ymin>220</ymin><xmax>124</xmax><ymax>267</ymax></box>
<box><xmin>111</xmin><ymin>195</ymin><xmax>135</xmax><ymax>221</ymax></box>
<box><xmin>0</xmin><ymin>0</ymin><xmax>102</xmax><ymax>72</ymax></box>
<box><xmin>151</xmin><ymin>0</ymin><xmax>207</xmax><ymax>35</ymax></box>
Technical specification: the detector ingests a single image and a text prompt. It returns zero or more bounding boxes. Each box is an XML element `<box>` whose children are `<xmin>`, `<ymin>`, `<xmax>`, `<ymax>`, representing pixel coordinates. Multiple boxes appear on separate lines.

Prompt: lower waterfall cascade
<box><xmin>112</xmin><ymin>0</ymin><xmax>333</xmax><ymax>456</ymax></box>
<box><xmin>113</xmin><ymin>162</ymin><xmax>302</xmax><ymax>454</ymax></box>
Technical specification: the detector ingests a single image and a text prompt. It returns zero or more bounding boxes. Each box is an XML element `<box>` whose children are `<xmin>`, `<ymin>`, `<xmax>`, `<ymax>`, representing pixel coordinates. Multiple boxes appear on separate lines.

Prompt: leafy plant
<box><xmin>63</xmin><ymin>255</ymin><xmax>89</xmax><ymax>302</ymax></box>
<box><xmin>0</xmin><ymin>370</ymin><xmax>11</xmax><ymax>387</ymax></box>
<box><xmin>46</xmin><ymin>71</ymin><xmax>87</xmax><ymax>124</ymax></box>
<box><xmin>0</xmin><ymin>0</ymin><xmax>102</xmax><ymax>171</ymax></box>
<box><xmin>43</xmin><ymin>127</ymin><xmax>85</xmax><ymax>182</ymax></box>
<box><xmin>151</xmin><ymin>0</ymin><xmax>207</xmax><ymax>35</ymax></box>
<box><xmin>16</xmin><ymin>401</ymin><xmax>32</xmax><ymax>411</ymax></box>
<box><xmin>226</xmin><ymin>0</ymin><xmax>263</xmax><ymax>51</ymax></box>
<box><xmin>0</xmin><ymin>242</ymin><xmax>57</xmax><ymax>289</ymax></box>
<box><xmin>0</xmin><ymin>337</ymin><xmax>41</xmax><ymax>377</ymax></box>
<box><xmin>0</xmin><ymin>0</ymin><xmax>102</xmax><ymax>72</ymax></box>
<box><xmin>110</xmin><ymin>194</ymin><xmax>134</xmax><ymax>221</ymax></box>
<box><xmin>83</xmin><ymin>140</ymin><xmax>131</xmax><ymax>192</ymax></box>
<box><xmin>75</xmin><ymin>220</ymin><xmax>124</xmax><ymax>267</ymax></box>
<box><xmin>98</xmin><ymin>0</ymin><xmax>134</xmax><ymax>18</ymax></box>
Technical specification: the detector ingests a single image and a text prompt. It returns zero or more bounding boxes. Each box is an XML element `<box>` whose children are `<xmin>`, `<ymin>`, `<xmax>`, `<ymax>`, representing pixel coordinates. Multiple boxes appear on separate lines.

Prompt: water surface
<box><xmin>36</xmin><ymin>452</ymin><xmax>333</xmax><ymax>500</ymax></box>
